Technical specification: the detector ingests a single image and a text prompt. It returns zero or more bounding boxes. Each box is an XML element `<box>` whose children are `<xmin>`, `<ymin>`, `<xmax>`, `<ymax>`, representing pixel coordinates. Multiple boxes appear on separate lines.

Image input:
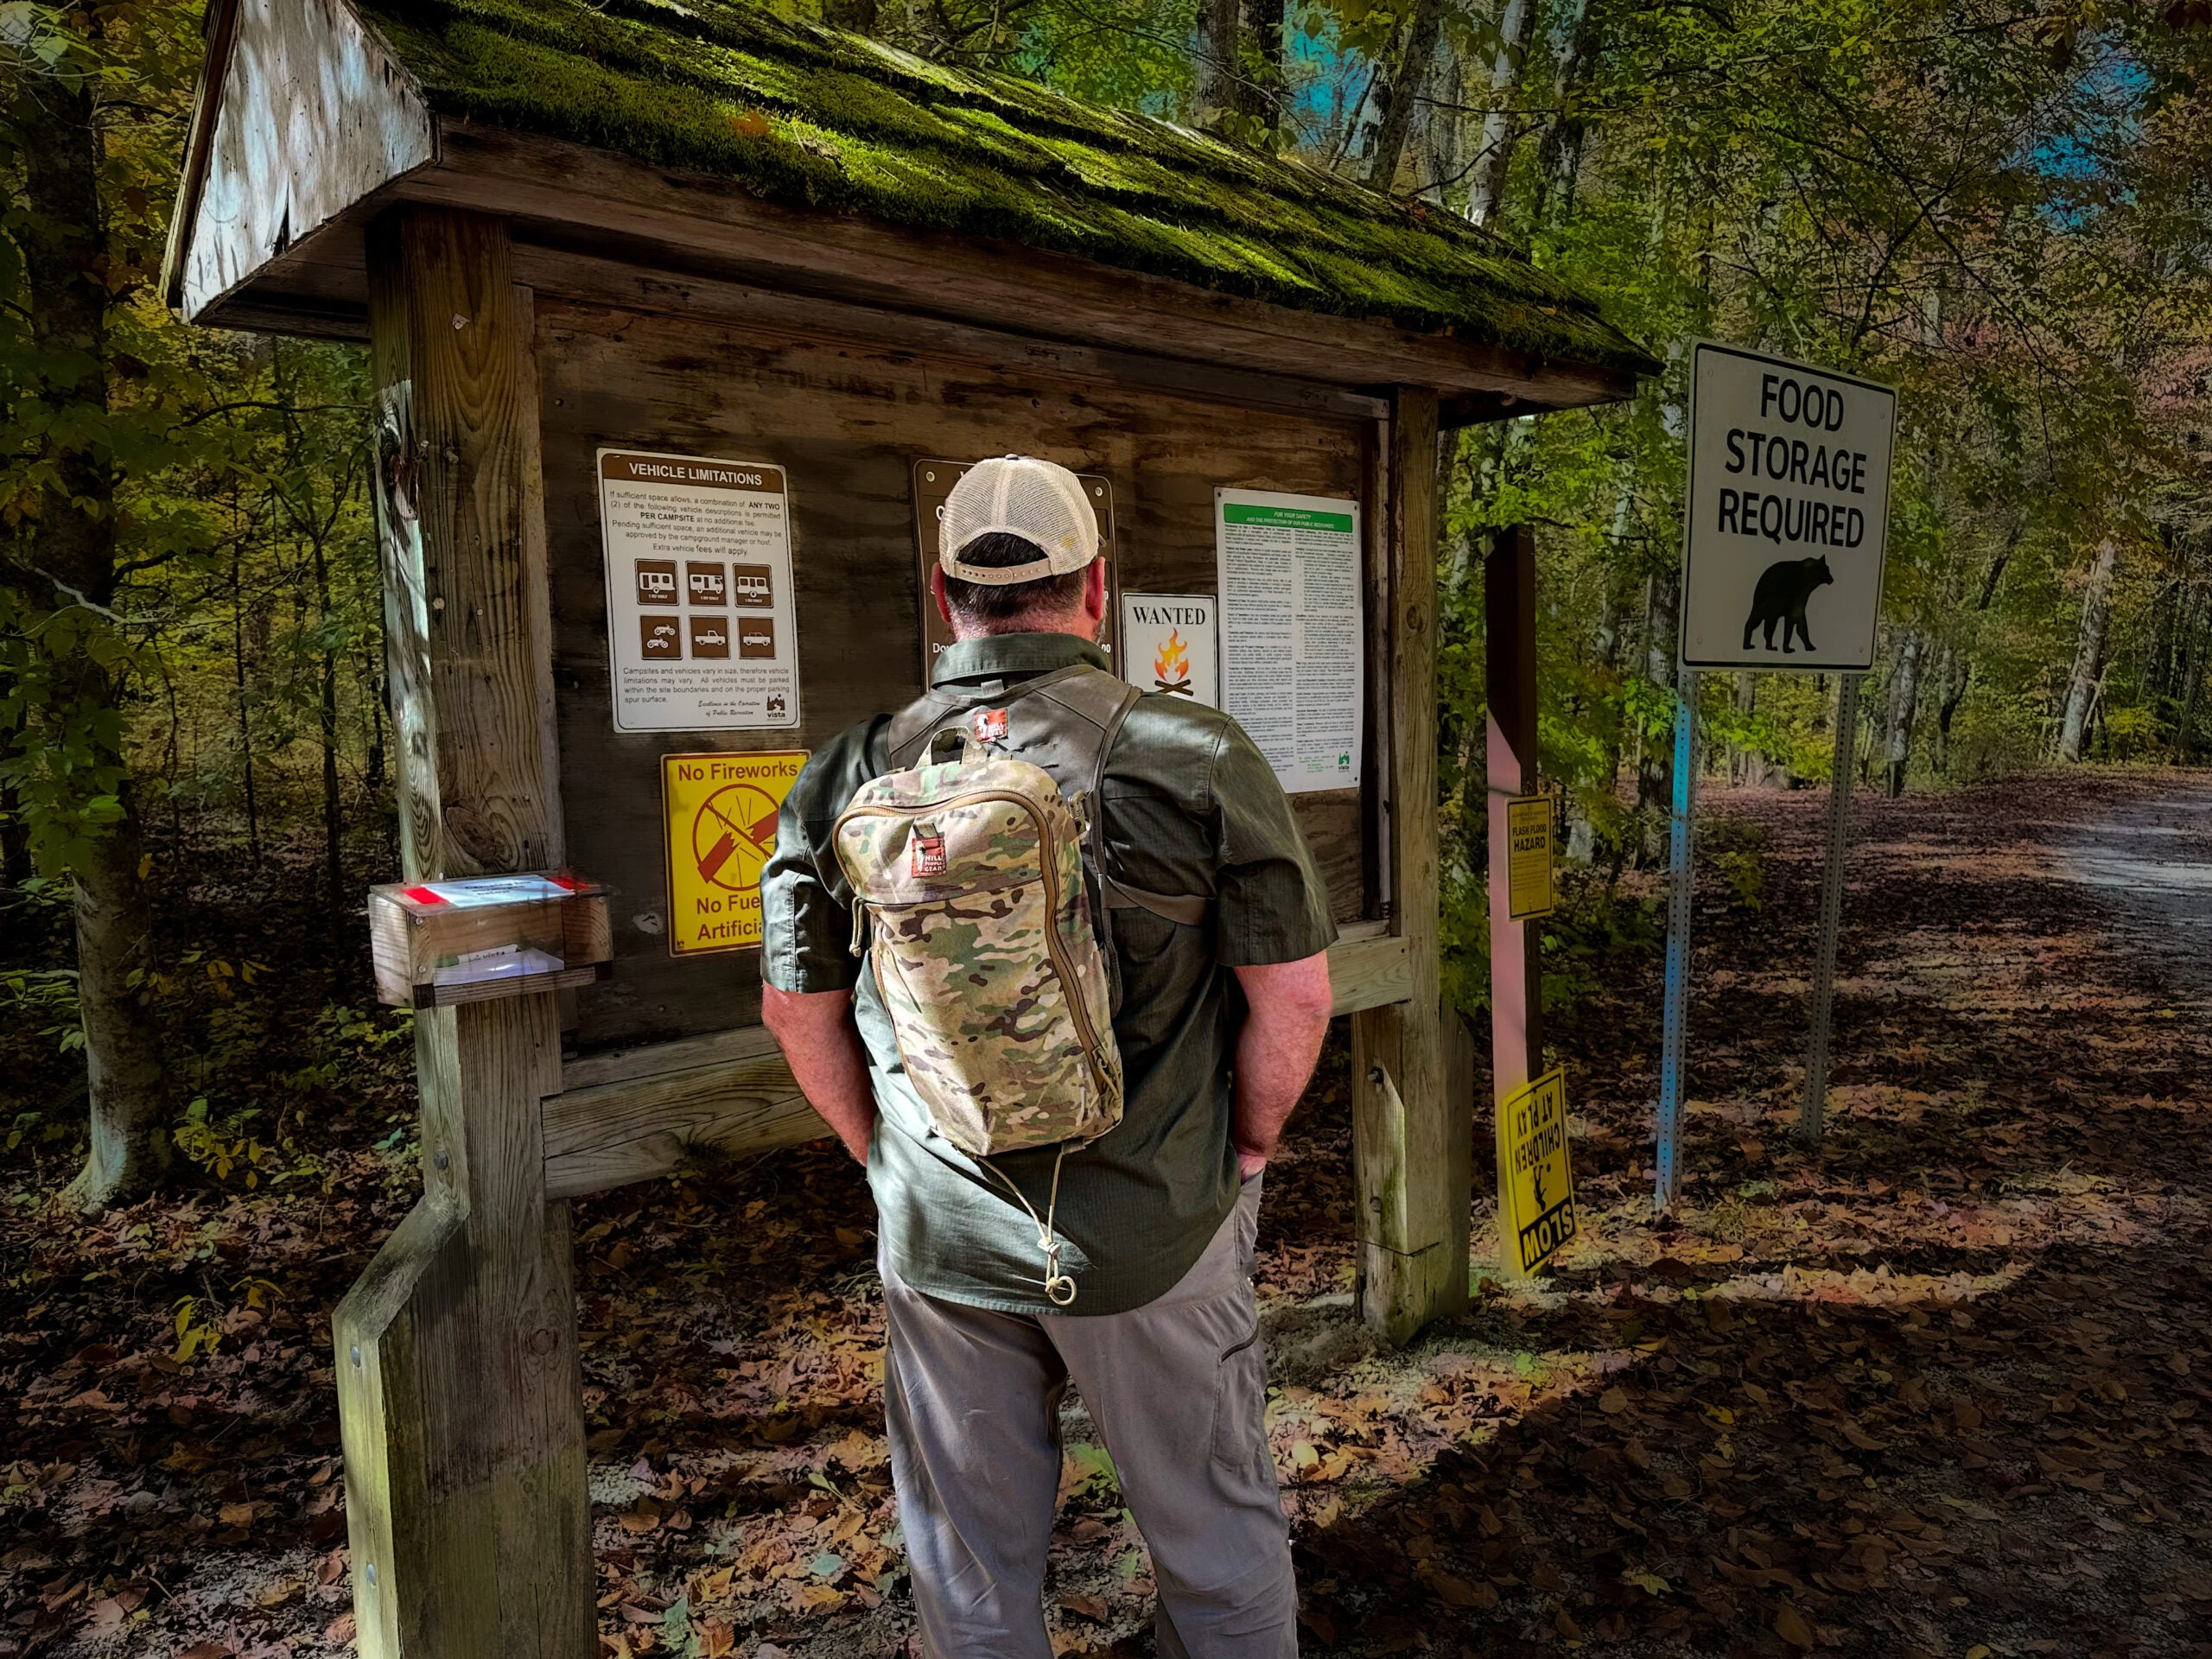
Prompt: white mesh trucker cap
<box><xmin>938</xmin><ymin>455</ymin><xmax>1098</xmax><ymax>584</ymax></box>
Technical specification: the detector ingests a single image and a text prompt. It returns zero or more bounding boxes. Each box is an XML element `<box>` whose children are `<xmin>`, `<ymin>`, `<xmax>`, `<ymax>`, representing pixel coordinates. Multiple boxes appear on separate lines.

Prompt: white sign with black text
<box><xmin>1681</xmin><ymin>343</ymin><xmax>1897</xmax><ymax>673</ymax></box>
<box><xmin>596</xmin><ymin>449</ymin><xmax>802</xmax><ymax>733</ymax></box>
<box><xmin>1215</xmin><ymin>488</ymin><xmax>1363</xmax><ymax>795</ymax></box>
<box><xmin>1119</xmin><ymin>593</ymin><xmax>1218</xmax><ymax>708</ymax></box>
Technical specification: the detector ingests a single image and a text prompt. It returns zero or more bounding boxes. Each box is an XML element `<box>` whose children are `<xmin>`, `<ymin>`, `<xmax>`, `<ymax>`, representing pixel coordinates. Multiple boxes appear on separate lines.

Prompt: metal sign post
<box><xmin>1652</xmin><ymin>671</ymin><xmax>1700</xmax><ymax>1211</ymax></box>
<box><xmin>1796</xmin><ymin>674</ymin><xmax>1861</xmax><ymax>1143</ymax></box>
<box><xmin>1664</xmin><ymin>341</ymin><xmax>1897</xmax><ymax>1198</ymax></box>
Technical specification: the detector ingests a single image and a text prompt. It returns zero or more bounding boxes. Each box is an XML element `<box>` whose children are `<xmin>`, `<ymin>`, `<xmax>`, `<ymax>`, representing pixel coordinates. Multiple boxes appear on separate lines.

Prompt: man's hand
<box><xmin>760</xmin><ymin>984</ymin><xmax>878</xmax><ymax>1165</ymax></box>
<box><xmin>1229</xmin><ymin>951</ymin><xmax>1335</xmax><ymax>1176</ymax></box>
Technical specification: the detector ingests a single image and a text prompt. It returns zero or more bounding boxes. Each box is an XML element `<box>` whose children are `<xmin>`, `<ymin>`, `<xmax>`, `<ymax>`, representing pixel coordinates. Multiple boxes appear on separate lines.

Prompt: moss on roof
<box><xmin>354</xmin><ymin>0</ymin><xmax>1656</xmax><ymax>376</ymax></box>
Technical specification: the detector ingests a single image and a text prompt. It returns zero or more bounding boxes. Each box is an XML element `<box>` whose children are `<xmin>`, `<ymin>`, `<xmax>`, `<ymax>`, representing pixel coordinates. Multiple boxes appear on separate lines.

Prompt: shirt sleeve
<box><xmin>1207</xmin><ymin>721</ymin><xmax>1339</xmax><ymax>967</ymax></box>
<box><xmin>759</xmin><ymin>722</ymin><xmax>880</xmax><ymax>995</ymax></box>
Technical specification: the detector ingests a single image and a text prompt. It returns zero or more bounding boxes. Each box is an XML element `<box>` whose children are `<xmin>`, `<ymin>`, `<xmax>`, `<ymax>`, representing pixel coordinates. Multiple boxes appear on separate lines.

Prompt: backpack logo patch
<box><xmin>910</xmin><ymin>821</ymin><xmax>948</xmax><ymax>877</ymax></box>
<box><xmin>972</xmin><ymin>707</ymin><xmax>1008</xmax><ymax>745</ymax></box>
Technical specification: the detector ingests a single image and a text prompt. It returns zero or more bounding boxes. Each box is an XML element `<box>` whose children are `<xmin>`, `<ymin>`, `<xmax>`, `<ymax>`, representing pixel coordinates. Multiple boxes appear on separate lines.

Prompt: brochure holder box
<box><xmin>368</xmin><ymin>871</ymin><xmax>613</xmax><ymax>1008</ymax></box>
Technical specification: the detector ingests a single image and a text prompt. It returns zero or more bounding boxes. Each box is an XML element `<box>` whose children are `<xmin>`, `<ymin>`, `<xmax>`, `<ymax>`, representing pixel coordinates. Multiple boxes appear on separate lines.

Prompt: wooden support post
<box><xmin>334</xmin><ymin>207</ymin><xmax>594</xmax><ymax>1659</ymax></box>
<box><xmin>1352</xmin><ymin>385</ymin><xmax>1469</xmax><ymax>1344</ymax></box>
<box><xmin>1484</xmin><ymin>526</ymin><xmax>1543</xmax><ymax>1268</ymax></box>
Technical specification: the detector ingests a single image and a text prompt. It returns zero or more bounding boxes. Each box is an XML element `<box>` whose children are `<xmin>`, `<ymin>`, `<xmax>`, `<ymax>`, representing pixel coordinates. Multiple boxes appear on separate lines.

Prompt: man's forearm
<box><xmin>1229</xmin><ymin>952</ymin><xmax>1336</xmax><ymax>1172</ymax></box>
<box><xmin>760</xmin><ymin>985</ymin><xmax>877</xmax><ymax>1164</ymax></box>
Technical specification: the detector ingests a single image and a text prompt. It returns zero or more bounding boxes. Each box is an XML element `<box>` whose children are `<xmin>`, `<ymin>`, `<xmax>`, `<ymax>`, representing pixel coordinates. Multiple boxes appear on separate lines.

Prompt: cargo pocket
<box><xmin>1209</xmin><ymin>1319</ymin><xmax>1268</xmax><ymax>1476</ymax></box>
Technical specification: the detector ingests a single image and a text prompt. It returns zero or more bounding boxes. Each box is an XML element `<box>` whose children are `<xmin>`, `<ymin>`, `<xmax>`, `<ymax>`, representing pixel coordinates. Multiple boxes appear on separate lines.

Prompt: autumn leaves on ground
<box><xmin>5</xmin><ymin>770</ymin><xmax>2212</xmax><ymax>1658</ymax></box>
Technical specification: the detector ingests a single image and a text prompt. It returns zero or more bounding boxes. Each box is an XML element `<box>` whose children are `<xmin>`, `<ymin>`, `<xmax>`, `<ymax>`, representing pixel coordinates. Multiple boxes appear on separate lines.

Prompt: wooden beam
<box><xmin>1484</xmin><ymin>525</ymin><xmax>1543</xmax><ymax>1270</ymax></box>
<box><xmin>399</xmin><ymin>124</ymin><xmax>1635</xmax><ymax>406</ymax></box>
<box><xmin>166</xmin><ymin>0</ymin><xmax>434</xmax><ymax>321</ymax></box>
<box><xmin>1327</xmin><ymin>923</ymin><xmax>1413</xmax><ymax>1015</ymax></box>
<box><xmin>1351</xmin><ymin>385</ymin><xmax>1467</xmax><ymax>1344</ymax></box>
<box><xmin>178</xmin><ymin>86</ymin><xmax>1638</xmax><ymax>412</ymax></box>
<box><xmin>334</xmin><ymin>207</ymin><xmax>594</xmax><ymax>1659</ymax></box>
<box><xmin>543</xmin><ymin>1027</ymin><xmax>819</xmax><ymax>1200</ymax></box>
<box><xmin>539</xmin><ymin>923</ymin><xmax>1414</xmax><ymax>1199</ymax></box>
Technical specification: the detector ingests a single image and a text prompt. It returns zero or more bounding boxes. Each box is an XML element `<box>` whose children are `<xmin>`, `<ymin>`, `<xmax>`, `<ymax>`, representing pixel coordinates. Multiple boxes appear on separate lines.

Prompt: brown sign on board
<box><xmin>731</xmin><ymin>565</ymin><xmax>773</xmax><ymax>607</ymax></box>
<box><xmin>738</xmin><ymin>618</ymin><xmax>778</xmax><ymax>659</ymax></box>
<box><xmin>910</xmin><ymin>459</ymin><xmax>1116</xmax><ymax>688</ymax></box>
<box><xmin>639</xmin><ymin>614</ymin><xmax>682</xmax><ymax>659</ymax></box>
<box><xmin>686</xmin><ymin>562</ymin><xmax>728</xmax><ymax>606</ymax></box>
<box><xmin>634</xmin><ymin>558</ymin><xmax>679</xmax><ymax>607</ymax></box>
<box><xmin>688</xmin><ymin>615</ymin><xmax>731</xmax><ymax>658</ymax></box>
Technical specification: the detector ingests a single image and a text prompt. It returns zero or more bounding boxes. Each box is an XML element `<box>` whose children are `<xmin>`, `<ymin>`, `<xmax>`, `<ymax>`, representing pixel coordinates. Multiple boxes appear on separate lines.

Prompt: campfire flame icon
<box><xmin>1153</xmin><ymin>628</ymin><xmax>1192</xmax><ymax>695</ymax></box>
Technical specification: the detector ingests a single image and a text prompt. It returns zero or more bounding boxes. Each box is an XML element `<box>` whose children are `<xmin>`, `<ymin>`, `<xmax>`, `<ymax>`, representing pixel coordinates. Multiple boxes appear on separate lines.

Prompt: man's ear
<box><xmin>1083</xmin><ymin>557</ymin><xmax>1108</xmax><ymax>626</ymax></box>
<box><xmin>931</xmin><ymin>564</ymin><xmax>954</xmax><ymax>629</ymax></box>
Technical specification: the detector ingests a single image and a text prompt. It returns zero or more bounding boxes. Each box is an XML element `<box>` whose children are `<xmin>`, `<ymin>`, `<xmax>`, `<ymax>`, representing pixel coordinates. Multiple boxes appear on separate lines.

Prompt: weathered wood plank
<box><xmin>543</xmin><ymin>922</ymin><xmax>1410</xmax><ymax>1198</ymax></box>
<box><xmin>1327</xmin><ymin>925</ymin><xmax>1411</xmax><ymax>1016</ymax></box>
<box><xmin>504</xmin><ymin>245</ymin><xmax>1389</xmax><ymax>426</ymax></box>
<box><xmin>393</xmin><ymin>124</ymin><xmax>1636</xmax><ymax>409</ymax></box>
<box><xmin>532</xmin><ymin>294</ymin><xmax>1371</xmax><ymax>1055</ymax></box>
<box><xmin>1352</xmin><ymin>385</ymin><xmax>1464</xmax><ymax>1344</ymax></box>
<box><xmin>543</xmin><ymin>1032</ymin><xmax>821</xmax><ymax>1199</ymax></box>
<box><xmin>168</xmin><ymin>0</ymin><xmax>434</xmax><ymax>321</ymax></box>
<box><xmin>335</xmin><ymin>208</ymin><xmax>594</xmax><ymax>1659</ymax></box>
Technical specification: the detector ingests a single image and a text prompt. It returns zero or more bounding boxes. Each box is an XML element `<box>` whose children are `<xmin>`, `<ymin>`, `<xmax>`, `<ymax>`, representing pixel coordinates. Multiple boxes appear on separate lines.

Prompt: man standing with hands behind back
<box><xmin>760</xmin><ymin>454</ymin><xmax>1336</xmax><ymax>1658</ymax></box>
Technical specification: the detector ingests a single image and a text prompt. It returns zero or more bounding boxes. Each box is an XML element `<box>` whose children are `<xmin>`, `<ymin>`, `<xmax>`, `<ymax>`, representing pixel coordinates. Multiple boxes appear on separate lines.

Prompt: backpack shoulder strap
<box><xmin>1027</xmin><ymin>671</ymin><xmax>1213</xmax><ymax>931</ymax></box>
<box><xmin>884</xmin><ymin>688</ymin><xmax>970</xmax><ymax>770</ymax></box>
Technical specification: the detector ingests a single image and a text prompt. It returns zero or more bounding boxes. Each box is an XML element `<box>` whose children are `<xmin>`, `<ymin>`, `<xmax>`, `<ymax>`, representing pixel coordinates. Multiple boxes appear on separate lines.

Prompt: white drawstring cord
<box><xmin>982</xmin><ymin>1145</ymin><xmax>1077</xmax><ymax>1306</ymax></box>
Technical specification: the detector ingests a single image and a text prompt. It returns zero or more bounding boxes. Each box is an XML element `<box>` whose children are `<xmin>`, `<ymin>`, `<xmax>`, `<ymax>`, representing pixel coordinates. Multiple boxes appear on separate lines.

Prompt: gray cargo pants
<box><xmin>879</xmin><ymin>1174</ymin><xmax>1297</xmax><ymax>1657</ymax></box>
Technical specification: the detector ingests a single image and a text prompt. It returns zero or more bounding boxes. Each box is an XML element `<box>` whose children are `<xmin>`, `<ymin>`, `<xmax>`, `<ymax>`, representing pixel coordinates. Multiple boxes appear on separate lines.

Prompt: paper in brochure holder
<box><xmin>367</xmin><ymin>870</ymin><xmax>613</xmax><ymax>1008</ymax></box>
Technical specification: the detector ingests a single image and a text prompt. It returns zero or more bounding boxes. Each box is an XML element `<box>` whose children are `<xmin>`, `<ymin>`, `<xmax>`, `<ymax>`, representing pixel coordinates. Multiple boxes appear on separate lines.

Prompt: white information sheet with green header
<box><xmin>1214</xmin><ymin>488</ymin><xmax>1363</xmax><ymax>795</ymax></box>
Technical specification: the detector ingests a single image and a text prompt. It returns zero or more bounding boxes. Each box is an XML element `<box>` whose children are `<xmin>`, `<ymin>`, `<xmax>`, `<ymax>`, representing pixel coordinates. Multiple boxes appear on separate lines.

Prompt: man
<box><xmin>760</xmin><ymin>454</ymin><xmax>1336</xmax><ymax>1658</ymax></box>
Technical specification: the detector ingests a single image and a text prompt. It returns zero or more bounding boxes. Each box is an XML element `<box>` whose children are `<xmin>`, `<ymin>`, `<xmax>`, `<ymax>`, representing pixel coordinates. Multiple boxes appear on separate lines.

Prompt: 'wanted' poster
<box><xmin>597</xmin><ymin>450</ymin><xmax>801</xmax><ymax>733</ymax></box>
<box><xmin>1215</xmin><ymin>488</ymin><xmax>1362</xmax><ymax>794</ymax></box>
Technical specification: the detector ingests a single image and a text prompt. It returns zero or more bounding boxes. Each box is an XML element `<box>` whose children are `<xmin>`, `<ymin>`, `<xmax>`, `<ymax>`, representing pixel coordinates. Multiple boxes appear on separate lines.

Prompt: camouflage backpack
<box><xmin>832</xmin><ymin>664</ymin><xmax>1205</xmax><ymax>1305</ymax></box>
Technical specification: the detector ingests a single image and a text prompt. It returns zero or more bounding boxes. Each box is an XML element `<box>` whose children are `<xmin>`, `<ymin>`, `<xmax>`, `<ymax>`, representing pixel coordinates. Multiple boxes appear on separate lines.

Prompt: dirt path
<box><xmin>5</xmin><ymin>770</ymin><xmax>2212</xmax><ymax>1659</ymax></box>
<box><xmin>2061</xmin><ymin>783</ymin><xmax>2212</xmax><ymax>973</ymax></box>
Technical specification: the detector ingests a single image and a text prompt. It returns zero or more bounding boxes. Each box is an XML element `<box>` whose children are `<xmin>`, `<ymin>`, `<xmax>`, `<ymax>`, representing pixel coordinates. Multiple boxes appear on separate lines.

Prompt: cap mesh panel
<box><xmin>940</xmin><ymin>456</ymin><xmax>1098</xmax><ymax>583</ymax></box>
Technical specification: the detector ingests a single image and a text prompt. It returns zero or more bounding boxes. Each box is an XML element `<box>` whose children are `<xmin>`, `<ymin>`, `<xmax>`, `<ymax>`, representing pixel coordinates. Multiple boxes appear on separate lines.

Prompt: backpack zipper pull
<box><xmin>849</xmin><ymin>899</ymin><xmax>869</xmax><ymax>957</ymax></box>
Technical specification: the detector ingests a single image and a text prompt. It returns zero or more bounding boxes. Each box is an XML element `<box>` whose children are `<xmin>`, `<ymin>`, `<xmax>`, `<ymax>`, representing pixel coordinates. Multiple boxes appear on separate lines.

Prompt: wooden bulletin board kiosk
<box><xmin>168</xmin><ymin>1</ymin><xmax>1653</xmax><ymax>1651</ymax></box>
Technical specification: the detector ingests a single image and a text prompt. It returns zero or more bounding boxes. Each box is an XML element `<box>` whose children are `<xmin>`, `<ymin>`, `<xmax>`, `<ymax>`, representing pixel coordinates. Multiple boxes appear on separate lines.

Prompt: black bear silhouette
<box><xmin>1742</xmin><ymin>556</ymin><xmax>1834</xmax><ymax>653</ymax></box>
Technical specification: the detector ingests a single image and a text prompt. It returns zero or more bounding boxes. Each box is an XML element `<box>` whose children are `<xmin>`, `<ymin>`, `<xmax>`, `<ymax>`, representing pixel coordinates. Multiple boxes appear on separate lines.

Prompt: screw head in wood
<box><xmin>349</xmin><ymin>1344</ymin><xmax>361</xmax><ymax>1368</ymax></box>
<box><xmin>365</xmin><ymin>1562</ymin><xmax>378</xmax><ymax>1588</ymax></box>
<box><xmin>434</xmin><ymin>1148</ymin><xmax>449</xmax><ymax>1170</ymax></box>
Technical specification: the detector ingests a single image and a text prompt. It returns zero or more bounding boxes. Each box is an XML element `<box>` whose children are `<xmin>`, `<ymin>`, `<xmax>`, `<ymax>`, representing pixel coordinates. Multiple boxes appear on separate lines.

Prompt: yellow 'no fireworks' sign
<box><xmin>1497</xmin><ymin>1067</ymin><xmax>1577</xmax><ymax>1275</ymax></box>
<box><xmin>661</xmin><ymin>751</ymin><xmax>807</xmax><ymax>956</ymax></box>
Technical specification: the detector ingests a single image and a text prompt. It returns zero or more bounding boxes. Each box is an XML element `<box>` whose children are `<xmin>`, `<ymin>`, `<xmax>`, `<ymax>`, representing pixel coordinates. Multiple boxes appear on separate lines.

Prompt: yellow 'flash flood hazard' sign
<box><xmin>1506</xmin><ymin>794</ymin><xmax>1554</xmax><ymax>921</ymax></box>
<box><xmin>1497</xmin><ymin>1067</ymin><xmax>1577</xmax><ymax>1275</ymax></box>
<box><xmin>661</xmin><ymin>751</ymin><xmax>808</xmax><ymax>956</ymax></box>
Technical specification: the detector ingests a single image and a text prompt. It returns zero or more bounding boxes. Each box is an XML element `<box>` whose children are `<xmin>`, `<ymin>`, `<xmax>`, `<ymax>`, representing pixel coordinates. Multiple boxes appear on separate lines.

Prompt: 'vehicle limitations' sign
<box><xmin>1680</xmin><ymin>343</ymin><xmax>1897</xmax><ymax>674</ymax></box>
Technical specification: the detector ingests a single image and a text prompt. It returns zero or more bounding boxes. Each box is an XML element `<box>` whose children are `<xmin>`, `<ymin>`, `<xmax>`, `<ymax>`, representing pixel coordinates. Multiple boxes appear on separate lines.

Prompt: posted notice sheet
<box><xmin>598</xmin><ymin>449</ymin><xmax>801</xmax><ymax>733</ymax></box>
<box><xmin>1215</xmin><ymin>487</ymin><xmax>1362</xmax><ymax>794</ymax></box>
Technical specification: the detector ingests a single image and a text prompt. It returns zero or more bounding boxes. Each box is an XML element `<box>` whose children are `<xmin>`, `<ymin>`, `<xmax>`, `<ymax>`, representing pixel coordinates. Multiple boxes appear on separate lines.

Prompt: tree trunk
<box><xmin>1195</xmin><ymin>0</ymin><xmax>1241</xmax><ymax>129</ymax></box>
<box><xmin>2058</xmin><ymin>536</ymin><xmax>2120</xmax><ymax>763</ymax></box>
<box><xmin>1363</xmin><ymin>0</ymin><xmax>1446</xmax><ymax>190</ymax></box>
<box><xmin>1234</xmin><ymin>0</ymin><xmax>1287</xmax><ymax>138</ymax></box>
<box><xmin>1882</xmin><ymin>629</ymin><xmax>1923</xmax><ymax>796</ymax></box>
<box><xmin>314</xmin><ymin>533</ymin><xmax>346</xmax><ymax>928</ymax></box>
<box><xmin>1465</xmin><ymin>0</ymin><xmax>1541</xmax><ymax>226</ymax></box>
<box><xmin>63</xmin><ymin>795</ymin><xmax>171</xmax><ymax>1209</ymax></box>
<box><xmin>1530</xmin><ymin>0</ymin><xmax>1597</xmax><ymax>223</ymax></box>
<box><xmin>2179</xmin><ymin>585</ymin><xmax>2205</xmax><ymax>763</ymax></box>
<box><xmin>5</xmin><ymin>16</ymin><xmax>173</xmax><ymax>1211</ymax></box>
<box><xmin>231</xmin><ymin>534</ymin><xmax>261</xmax><ymax>866</ymax></box>
<box><xmin>1636</xmin><ymin>574</ymin><xmax>1679</xmax><ymax>862</ymax></box>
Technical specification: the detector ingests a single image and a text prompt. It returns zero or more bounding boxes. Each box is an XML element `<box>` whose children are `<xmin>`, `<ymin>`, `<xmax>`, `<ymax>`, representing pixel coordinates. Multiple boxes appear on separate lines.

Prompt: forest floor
<box><xmin>4</xmin><ymin>767</ymin><xmax>2212</xmax><ymax>1658</ymax></box>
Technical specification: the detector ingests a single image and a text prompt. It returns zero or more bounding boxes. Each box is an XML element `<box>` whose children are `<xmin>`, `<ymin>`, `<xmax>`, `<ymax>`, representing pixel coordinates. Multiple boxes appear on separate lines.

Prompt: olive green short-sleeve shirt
<box><xmin>760</xmin><ymin>633</ymin><xmax>1337</xmax><ymax>1315</ymax></box>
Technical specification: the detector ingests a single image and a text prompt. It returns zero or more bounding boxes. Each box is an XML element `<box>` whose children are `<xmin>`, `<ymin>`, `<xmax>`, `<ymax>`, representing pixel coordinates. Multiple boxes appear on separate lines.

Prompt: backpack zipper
<box><xmin>836</xmin><ymin>791</ymin><xmax>1114</xmax><ymax>1106</ymax></box>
